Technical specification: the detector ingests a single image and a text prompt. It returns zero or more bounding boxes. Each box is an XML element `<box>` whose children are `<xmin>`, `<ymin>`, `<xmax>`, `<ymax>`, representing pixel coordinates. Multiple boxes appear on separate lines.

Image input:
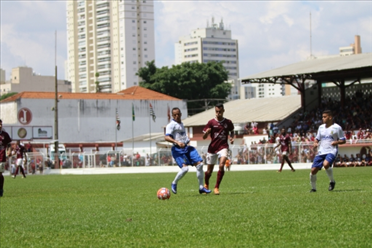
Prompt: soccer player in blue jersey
<box><xmin>165</xmin><ymin>107</ymin><xmax>211</xmax><ymax>195</ymax></box>
<box><xmin>310</xmin><ymin>110</ymin><xmax>346</xmax><ymax>192</ymax></box>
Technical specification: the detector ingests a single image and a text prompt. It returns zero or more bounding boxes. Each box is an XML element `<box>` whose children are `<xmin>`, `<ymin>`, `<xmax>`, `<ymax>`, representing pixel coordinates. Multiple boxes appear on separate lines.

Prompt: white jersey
<box><xmin>165</xmin><ymin>119</ymin><xmax>190</xmax><ymax>145</ymax></box>
<box><xmin>316</xmin><ymin>123</ymin><xmax>345</xmax><ymax>156</ymax></box>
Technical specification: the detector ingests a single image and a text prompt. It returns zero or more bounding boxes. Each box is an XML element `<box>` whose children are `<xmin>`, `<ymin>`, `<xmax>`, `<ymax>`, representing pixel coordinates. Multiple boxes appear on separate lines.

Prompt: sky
<box><xmin>1</xmin><ymin>0</ymin><xmax>371</xmax><ymax>81</ymax></box>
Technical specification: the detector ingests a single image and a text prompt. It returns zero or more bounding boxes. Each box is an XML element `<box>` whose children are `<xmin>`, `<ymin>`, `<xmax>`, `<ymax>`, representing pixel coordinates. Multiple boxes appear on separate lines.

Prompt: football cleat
<box><xmin>0</xmin><ymin>189</ymin><xmax>3</xmax><ymax>197</ymax></box>
<box><xmin>204</xmin><ymin>184</ymin><xmax>209</xmax><ymax>190</ymax></box>
<box><xmin>291</xmin><ymin>169</ymin><xmax>296</xmax><ymax>172</ymax></box>
<box><xmin>310</xmin><ymin>189</ymin><xmax>317</xmax><ymax>193</ymax></box>
<box><xmin>277</xmin><ymin>170</ymin><xmax>282</xmax><ymax>173</ymax></box>
<box><xmin>328</xmin><ymin>181</ymin><xmax>336</xmax><ymax>191</ymax></box>
<box><xmin>171</xmin><ymin>183</ymin><xmax>177</xmax><ymax>194</ymax></box>
<box><xmin>214</xmin><ymin>188</ymin><xmax>220</xmax><ymax>195</ymax></box>
<box><xmin>199</xmin><ymin>187</ymin><xmax>211</xmax><ymax>194</ymax></box>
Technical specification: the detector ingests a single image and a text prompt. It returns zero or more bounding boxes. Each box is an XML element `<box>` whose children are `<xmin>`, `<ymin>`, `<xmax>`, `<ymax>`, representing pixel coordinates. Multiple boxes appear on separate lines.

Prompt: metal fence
<box><xmin>6</xmin><ymin>142</ymin><xmax>317</xmax><ymax>171</ymax></box>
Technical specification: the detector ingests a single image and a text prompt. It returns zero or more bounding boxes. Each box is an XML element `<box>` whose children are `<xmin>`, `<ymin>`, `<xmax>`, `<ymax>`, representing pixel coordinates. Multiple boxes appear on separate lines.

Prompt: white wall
<box><xmin>0</xmin><ymin>98</ymin><xmax>187</xmax><ymax>143</ymax></box>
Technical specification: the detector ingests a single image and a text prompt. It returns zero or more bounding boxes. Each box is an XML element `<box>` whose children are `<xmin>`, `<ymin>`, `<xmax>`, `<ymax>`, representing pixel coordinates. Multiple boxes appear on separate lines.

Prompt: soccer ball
<box><xmin>157</xmin><ymin>187</ymin><xmax>171</xmax><ymax>200</ymax></box>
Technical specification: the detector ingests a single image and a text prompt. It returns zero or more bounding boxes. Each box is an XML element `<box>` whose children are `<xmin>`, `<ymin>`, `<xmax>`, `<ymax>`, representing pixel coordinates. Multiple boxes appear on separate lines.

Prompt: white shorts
<box><xmin>16</xmin><ymin>158</ymin><xmax>23</xmax><ymax>166</ymax></box>
<box><xmin>206</xmin><ymin>149</ymin><xmax>228</xmax><ymax>165</ymax></box>
<box><xmin>282</xmin><ymin>151</ymin><xmax>287</xmax><ymax>156</ymax></box>
<box><xmin>0</xmin><ymin>162</ymin><xmax>5</xmax><ymax>173</ymax></box>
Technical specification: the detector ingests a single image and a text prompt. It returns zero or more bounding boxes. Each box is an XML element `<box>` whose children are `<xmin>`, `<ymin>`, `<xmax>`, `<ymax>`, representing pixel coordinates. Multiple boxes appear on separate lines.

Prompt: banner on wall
<box><xmin>4</xmin><ymin>126</ymin><xmax>53</xmax><ymax>140</ymax></box>
<box><xmin>32</xmin><ymin>127</ymin><xmax>53</xmax><ymax>139</ymax></box>
<box><xmin>12</xmin><ymin>126</ymin><xmax>33</xmax><ymax>140</ymax></box>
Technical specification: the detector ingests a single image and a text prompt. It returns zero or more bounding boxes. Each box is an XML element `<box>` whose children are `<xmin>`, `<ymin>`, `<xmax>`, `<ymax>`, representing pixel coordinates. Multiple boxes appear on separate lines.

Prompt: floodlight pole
<box><xmin>54</xmin><ymin>31</ymin><xmax>59</xmax><ymax>169</ymax></box>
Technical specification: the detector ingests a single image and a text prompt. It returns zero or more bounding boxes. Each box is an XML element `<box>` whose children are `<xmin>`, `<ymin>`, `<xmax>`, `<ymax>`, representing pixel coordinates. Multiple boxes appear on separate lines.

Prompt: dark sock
<box><xmin>20</xmin><ymin>167</ymin><xmax>26</xmax><ymax>177</ymax></box>
<box><xmin>286</xmin><ymin>158</ymin><xmax>294</xmax><ymax>170</ymax></box>
<box><xmin>215</xmin><ymin>170</ymin><xmax>225</xmax><ymax>189</ymax></box>
<box><xmin>204</xmin><ymin>171</ymin><xmax>211</xmax><ymax>186</ymax></box>
<box><xmin>0</xmin><ymin>174</ymin><xmax>4</xmax><ymax>190</ymax></box>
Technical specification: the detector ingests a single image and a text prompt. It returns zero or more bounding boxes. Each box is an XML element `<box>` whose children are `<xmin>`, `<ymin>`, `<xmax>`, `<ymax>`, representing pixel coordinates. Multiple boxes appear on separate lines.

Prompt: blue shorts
<box><xmin>171</xmin><ymin>145</ymin><xmax>202</xmax><ymax>168</ymax></box>
<box><xmin>312</xmin><ymin>153</ymin><xmax>336</xmax><ymax>169</ymax></box>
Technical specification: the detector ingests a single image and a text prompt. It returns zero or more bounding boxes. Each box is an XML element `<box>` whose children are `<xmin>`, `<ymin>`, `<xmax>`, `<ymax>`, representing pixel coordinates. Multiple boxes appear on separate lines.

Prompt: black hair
<box><xmin>172</xmin><ymin>107</ymin><xmax>181</xmax><ymax>114</ymax></box>
<box><xmin>323</xmin><ymin>110</ymin><xmax>333</xmax><ymax>116</ymax></box>
<box><xmin>215</xmin><ymin>103</ymin><xmax>224</xmax><ymax>109</ymax></box>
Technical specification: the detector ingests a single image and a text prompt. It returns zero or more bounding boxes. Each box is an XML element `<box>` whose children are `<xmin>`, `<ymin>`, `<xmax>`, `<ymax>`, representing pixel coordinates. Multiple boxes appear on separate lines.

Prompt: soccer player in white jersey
<box><xmin>310</xmin><ymin>110</ymin><xmax>346</xmax><ymax>192</ymax></box>
<box><xmin>165</xmin><ymin>107</ymin><xmax>211</xmax><ymax>195</ymax></box>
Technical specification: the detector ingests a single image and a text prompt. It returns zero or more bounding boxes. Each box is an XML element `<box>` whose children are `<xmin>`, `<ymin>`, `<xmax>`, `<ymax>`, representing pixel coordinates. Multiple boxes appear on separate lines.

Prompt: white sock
<box><xmin>196</xmin><ymin>163</ymin><xmax>204</xmax><ymax>189</ymax></box>
<box><xmin>325</xmin><ymin>167</ymin><xmax>335</xmax><ymax>182</ymax></box>
<box><xmin>310</xmin><ymin>173</ymin><xmax>317</xmax><ymax>190</ymax></box>
<box><xmin>172</xmin><ymin>166</ymin><xmax>189</xmax><ymax>184</ymax></box>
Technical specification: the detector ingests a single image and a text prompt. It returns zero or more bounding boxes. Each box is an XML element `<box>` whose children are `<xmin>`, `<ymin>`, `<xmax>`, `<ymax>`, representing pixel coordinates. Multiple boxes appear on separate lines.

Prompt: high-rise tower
<box><xmin>175</xmin><ymin>17</ymin><xmax>239</xmax><ymax>80</ymax></box>
<box><xmin>67</xmin><ymin>0</ymin><xmax>155</xmax><ymax>93</ymax></box>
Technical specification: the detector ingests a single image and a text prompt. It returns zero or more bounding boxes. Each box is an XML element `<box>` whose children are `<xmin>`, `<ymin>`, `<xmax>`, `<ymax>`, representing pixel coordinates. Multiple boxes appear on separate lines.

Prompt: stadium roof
<box><xmin>241</xmin><ymin>53</ymin><xmax>372</xmax><ymax>83</ymax></box>
<box><xmin>182</xmin><ymin>95</ymin><xmax>301</xmax><ymax>126</ymax></box>
<box><xmin>122</xmin><ymin>133</ymin><xmax>165</xmax><ymax>143</ymax></box>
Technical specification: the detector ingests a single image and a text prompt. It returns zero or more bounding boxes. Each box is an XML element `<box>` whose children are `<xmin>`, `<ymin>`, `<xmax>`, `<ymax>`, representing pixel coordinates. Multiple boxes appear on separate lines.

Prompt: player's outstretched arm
<box><xmin>203</xmin><ymin>128</ymin><xmax>211</xmax><ymax>140</ymax></box>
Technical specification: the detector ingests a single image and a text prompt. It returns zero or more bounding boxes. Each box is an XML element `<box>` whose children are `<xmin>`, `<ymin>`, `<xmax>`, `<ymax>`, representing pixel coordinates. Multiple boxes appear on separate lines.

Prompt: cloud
<box><xmin>1</xmin><ymin>0</ymin><xmax>371</xmax><ymax>83</ymax></box>
<box><xmin>0</xmin><ymin>1</ymin><xmax>66</xmax><ymax>80</ymax></box>
<box><xmin>155</xmin><ymin>1</ymin><xmax>372</xmax><ymax>77</ymax></box>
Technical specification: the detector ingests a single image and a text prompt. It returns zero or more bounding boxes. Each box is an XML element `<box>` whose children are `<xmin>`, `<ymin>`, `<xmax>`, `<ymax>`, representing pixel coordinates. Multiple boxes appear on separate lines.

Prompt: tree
<box><xmin>0</xmin><ymin>92</ymin><xmax>17</xmax><ymax>101</ymax></box>
<box><xmin>137</xmin><ymin>60</ymin><xmax>231</xmax><ymax>115</ymax></box>
<box><xmin>95</xmin><ymin>72</ymin><xmax>101</xmax><ymax>93</ymax></box>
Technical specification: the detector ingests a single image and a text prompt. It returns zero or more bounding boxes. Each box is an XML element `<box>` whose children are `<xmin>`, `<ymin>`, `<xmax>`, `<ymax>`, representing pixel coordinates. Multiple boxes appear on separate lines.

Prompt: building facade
<box><xmin>339</xmin><ymin>35</ymin><xmax>362</xmax><ymax>56</ymax></box>
<box><xmin>0</xmin><ymin>67</ymin><xmax>71</xmax><ymax>96</ymax></box>
<box><xmin>66</xmin><ymin>0</ymin><xmax>155</xmax><ymax>93</ymax></box>
<box><xmin>0</xmin><ymin>87</ymin><xmax>185</xmax><ymax>148</ymax></box>
<box><xmin>175</xmin><ymin>17</ymin><xmax>240</xmax><ymax>99</ymax></box>
<box><xmin>0</xmin><ymin>68</ymin><xmax>5</xmax><ymax>84</ymax></box>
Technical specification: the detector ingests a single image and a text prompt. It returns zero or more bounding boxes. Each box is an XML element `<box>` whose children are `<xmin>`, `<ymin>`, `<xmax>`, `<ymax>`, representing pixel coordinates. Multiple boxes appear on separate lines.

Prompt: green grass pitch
<box><xmin>1</xmin><ymin>167</ymin><xmax>371</xmax><ymax>247</ymax></box>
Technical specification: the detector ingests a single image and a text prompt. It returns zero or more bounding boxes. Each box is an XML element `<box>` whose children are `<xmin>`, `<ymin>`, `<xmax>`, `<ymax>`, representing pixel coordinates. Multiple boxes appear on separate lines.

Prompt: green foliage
<box><xmin>95</xmin><ymin>72</ymin><xmax>100</xmax><ymax>93</ymax></box>
<box><xmin>1</xmin><ymin>168</ymin><xmax>371</xmax><ymax>247</ymax></box>
<box><xmin>0</xmin><ymin>92</ymin><xmax>17</xmax><ymax>101</ymax></box>
<box><xmin>137</xmin><ymin>60</ymin><xmax>231</xmax><ymax>115</ymax></box>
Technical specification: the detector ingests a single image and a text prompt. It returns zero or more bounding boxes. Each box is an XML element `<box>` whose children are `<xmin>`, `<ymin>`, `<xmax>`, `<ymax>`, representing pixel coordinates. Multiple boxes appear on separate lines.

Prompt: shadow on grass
<box><xmin>332</xmin><ymin>189</ymin><xmax>363</xmax><ymax>192</ymax></box>
<box><xmin>188</xmin><ymin>191</ymin><xmax>254</xmax><ymax>197</ymax></box>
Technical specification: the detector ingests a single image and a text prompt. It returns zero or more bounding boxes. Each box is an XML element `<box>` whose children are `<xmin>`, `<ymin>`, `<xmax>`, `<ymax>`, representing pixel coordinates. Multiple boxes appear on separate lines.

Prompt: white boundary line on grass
<box><xmin>49</xmin><ymin>163</ymin><xmax>312</xmax><ymax>175</ymax></box>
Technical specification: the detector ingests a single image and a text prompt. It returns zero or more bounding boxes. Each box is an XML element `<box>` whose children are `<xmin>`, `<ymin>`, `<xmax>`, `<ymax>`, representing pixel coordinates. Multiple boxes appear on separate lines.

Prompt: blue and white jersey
<box><xmin>316</xmin><ymin>123</ymin><xmax>345</xmax><ymax>156</ymax></box>
<box><xmin>165</xmin><ymin>119</ymin><xmax>190</xmax><ymax>145</ymax></box>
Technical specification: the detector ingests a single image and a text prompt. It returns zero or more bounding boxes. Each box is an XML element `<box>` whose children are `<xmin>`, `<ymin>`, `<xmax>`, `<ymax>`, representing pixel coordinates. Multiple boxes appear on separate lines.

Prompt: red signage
<box><xmin>18</xmin><ymin>108</ymin><xmax>32</xmax><ymax>125</ymax></box>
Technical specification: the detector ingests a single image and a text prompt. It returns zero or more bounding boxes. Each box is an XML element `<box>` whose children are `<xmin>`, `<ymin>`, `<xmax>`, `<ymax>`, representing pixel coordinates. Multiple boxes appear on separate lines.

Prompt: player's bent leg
<box><xmin>278</xmin><ymin>155</ymin><xmax>285</xmax><ymax>172</ymax></box>
<box><xmin>0</xmin><ymin>172</ymin><xmax>4</xmax><ymax>197</ymax></box>
<box><xmin>284</xmin><ymin>156</ymin><xmax>295</xmax><ymax>171</ymax></box>
<box><xmin>324</xmin><ymin>154</ymin><xmax>336</xmax><ymax>191</ymax></box>
<box><xmin>204</xmin><ymin>164</ymin><xmax>214</xmax><ymax>189</ymax></box>
<box><xmin>310</xmin><ymin>166</ymin><xmax>320</xmax><ymax>192</ymax></box>
<box><xmin>195</xmin><ymin>162</ymin><xmax>211</xmax><ymax>194</ymax></box>
<box><xmin>171</xmin><ymin>165</ymin><xmax>189</xmax><ymax>194</ymax></box>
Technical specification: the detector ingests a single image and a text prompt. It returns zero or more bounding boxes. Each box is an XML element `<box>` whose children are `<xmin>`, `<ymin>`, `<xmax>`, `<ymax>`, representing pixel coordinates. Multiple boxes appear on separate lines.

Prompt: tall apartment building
<box><xmin>175</xmin><ymin>17</ymin><xmax>240</xmax><ymax>99</ymax></box>
<box><xmin>66</xmin><ymin>0</ymin><xmax>155</xmax><ymax>93</ymax></box>
<box><xmin>0</xmin><ymin>68</ymin><xmax>5</xmax><ymax>84</ymax></box>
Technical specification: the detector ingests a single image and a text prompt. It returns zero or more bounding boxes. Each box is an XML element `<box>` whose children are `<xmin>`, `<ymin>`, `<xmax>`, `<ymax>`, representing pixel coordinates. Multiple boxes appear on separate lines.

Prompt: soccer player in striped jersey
<box><xmin>12</xmin><ymin>140</ymin><xmax>27</xmax><ymax>179</ymax></box>
<box><xmin>203</xmin><ymin>103</ymin><xmax>234</xmax><ymax>195</ymax></box>
<box><xmin>274</xmin><ymin>128</ymin><xmax>295</xmax><ymax>172</ymax></box>
<box><xmin>310</xmin><ymin>110</ymin><xmax>346</xmax><ymax>192</ymax></box>
<box><xmin>0</xmin><ymin>119</ymin><xmax>12</xmax><ymax>197</ymax></box>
